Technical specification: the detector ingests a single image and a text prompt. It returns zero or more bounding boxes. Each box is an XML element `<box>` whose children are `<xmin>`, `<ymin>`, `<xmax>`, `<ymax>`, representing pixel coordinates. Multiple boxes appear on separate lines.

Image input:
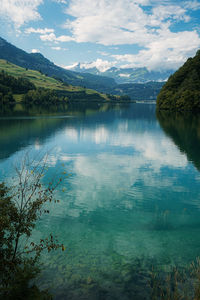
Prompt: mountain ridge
<box><xmin>0</xmin><ymin>59</ymin><xmax>130</xmax><ymax>104</ymax></box>
<box><xmin>0</xmin><ymin>37</ymin><xmax>165</xmax><ymax>100</ymax></box>
<box><xmin>0</xmin><ymin>37</ymin><xmax>116</xmax><ymax>91</ymax></box>
<box><xmin>67</xmin><ymin>62</ymin><xmax>173</xmax><ymax>84</ymax></box>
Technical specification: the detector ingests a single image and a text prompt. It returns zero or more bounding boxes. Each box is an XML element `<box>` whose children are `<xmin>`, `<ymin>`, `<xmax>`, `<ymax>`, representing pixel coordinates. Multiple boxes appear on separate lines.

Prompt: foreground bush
<box><xmin>0</xmin><ymin>155</ymin><xmax>64</xmax><ymax>298</ymax></box>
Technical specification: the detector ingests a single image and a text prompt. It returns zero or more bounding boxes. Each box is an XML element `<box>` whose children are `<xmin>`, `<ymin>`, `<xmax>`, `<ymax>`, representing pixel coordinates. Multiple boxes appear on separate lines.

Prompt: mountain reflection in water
<box><xmin>0</xmin><ymin>102</ymin><xmax>200</xmax><ymax>299</ymax></box>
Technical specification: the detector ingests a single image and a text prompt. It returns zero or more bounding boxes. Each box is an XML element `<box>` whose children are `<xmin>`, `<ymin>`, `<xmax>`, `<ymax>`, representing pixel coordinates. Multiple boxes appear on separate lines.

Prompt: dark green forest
<box><xmin>0</xmin><ymin>71</ymin><xmax>68</xmax><ymax>105</ymax></box>
<box><xmin>0</xmin><ymin>69</ymin><xmax>131</xmax><ymax>105</ymax></box>
<box><xmin>0</xmin><ymin>71</ymin><xmax>35</xmax><ymax>103</ymax></box>
<box><xmin>157</xmin><ymin>50</ymin><xmax>200</xmax><ymax>111</ymax></box>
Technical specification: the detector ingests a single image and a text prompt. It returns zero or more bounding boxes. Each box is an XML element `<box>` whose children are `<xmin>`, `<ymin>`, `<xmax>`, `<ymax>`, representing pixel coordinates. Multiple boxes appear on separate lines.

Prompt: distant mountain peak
<box><xmin>67</xmin><ymin>62</ymin><xmax>173</xmax><ymax>84</ymax></box>
<box><xmin>0</xmin><ymin>36</ymin><xmax>117</xmax><ymax>90</ymax></box>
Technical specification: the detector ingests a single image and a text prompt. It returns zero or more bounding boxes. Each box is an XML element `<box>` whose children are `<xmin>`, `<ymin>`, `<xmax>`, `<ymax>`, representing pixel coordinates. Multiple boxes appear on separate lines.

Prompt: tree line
<box><xmin>157</xmin><ymin>50</ymin><xmax>200</xmax><ymax>111</ymax></box>
<box><xmin>0</xmin><ymin>70</ymin><xmax>68</xmax><ymax>105</ymax></box>
<box><xmin>0</xmin><ymin>70</ymin><xmax>35</xmax><ymax>104</ymax></box>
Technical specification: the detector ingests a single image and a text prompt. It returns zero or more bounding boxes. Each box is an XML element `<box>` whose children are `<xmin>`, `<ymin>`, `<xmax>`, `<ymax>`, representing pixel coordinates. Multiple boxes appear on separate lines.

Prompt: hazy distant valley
<box><xmin>67</xmin><ymin>62</ymin><xmax>173</xmax><ymax>84</ymax></box>
<box><xmin>0</xmin><ymin>37</ymin><xmax>168</xmax><ymax>100</ymax></box>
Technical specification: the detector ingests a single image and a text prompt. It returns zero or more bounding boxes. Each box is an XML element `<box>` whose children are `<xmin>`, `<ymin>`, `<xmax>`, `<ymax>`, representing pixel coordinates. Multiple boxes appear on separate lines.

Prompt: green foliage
<box><xmin>0</xmin><ymin>70</ymin><xmax>35</xmax><ymax>94</ymax></box>
<box><xmin>157</xmin><ymin>50</ymin><xmax>200</xmax><ymax>111</ymax></box>
<box><xmin>0</xmin><ymin>70</ymin><xmax>36</xmax><ymax>104</ymax></box>
<box><xmin>23</xmin><ymin>89</ymin><xmax>68</xmax><ymax>104</ymax></box>
<box><xmin>106</xmin><ymin>93</ymin><xmax>117</xmax><ymax>100</ymax></box>
<box><xmin>0</xmin><ymin>60</ymin><xmax>132</xmax><ymax>104</ymax></box>
<box><xmin>117</xmin><ymin>94</ymin><xmax>131</xmax><ymax>101</ymax></box>
<box><xmin>0</xmin><ymin>91</ymin><xmax>15</xmax><ymax>104</ymax></box>
<box><xmin>0</xmin><ymin>155</ymin><xmax>64</xmax><ymax>298</ymax></box>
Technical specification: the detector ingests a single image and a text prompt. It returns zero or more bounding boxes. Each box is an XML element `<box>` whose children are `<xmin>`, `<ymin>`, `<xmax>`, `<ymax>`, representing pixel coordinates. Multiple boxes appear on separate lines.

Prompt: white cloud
<box><xmin>64</xmin><ymin>0</ymin><xmax>195</xmax><ymax>46</ymax></box>
<box><xmin>51</xmin><ymin>46</ymin><xmax>68</xmax><ymax>51</ymax></box>
<box><xmin>4</xmin><ymin>0</ymin><xmax>199</xmax><ymax>72</ymax></box>
<box><xmin>184</xmin><ymin>0</ymin><xmax>200</xmax><ymax>10</ymax></box>
<box><xmin>152</xmin><ymin>5</ymin><xmax>190</xmax><ymax>22</ymax></box>
<box><xmin>64</xmin><ymin>59</ymin><xmax>117</xmax><ymax>72</ymax></box>
<box><xmin>31</xmin><ymin>48</ymin><xmax>40</xmax><ymax>53</ymax></box>
<box><xmin>25</xmin><ymin>26</ymin><xmax>75</xmax><ymax>43</ymax></box>
<box><xmin>0</xmin><ymin>0</ymin><xmax>43</xmax><ymax>28</ymax></box>
<box><xmin>53</xmin><ymin>0</ymin><xmax>67</xmax><ymax>3</ymax></box>
<box><xmin>62</xmin><ymin>62</ymin><xmax>79</xmax><ymax>70</ymax></box>
<box><xmin>56</xmin><ymin>35</ymin><xmax>74</xmax><ymax>42</ymax></box>
<box><xmin>37</xmin><ymin>32</ymin><xmax>55</xmax><ymax>41</ymax></box>
<box><xmin>80</xmin><ymin>59</ymin><xmax>117</xmax><ymax>72</ymax></box>
<box><xmin>25</xmin><ymin>27</ymin><xmax>54</xmax><ymax>34</ymax></box>
<box><xmin>52</xmin><ymin>46</ymin><xmax>61</xmax><ymax>50</ymax></box>
<box><xmin>64</xmin><ymin>0</ymin><xmax>152</xmax><ymax>46</ymax></box>
<box><xmin>26</xmin><ymin>29</ymin><xmax>74</xmax><ymax>43</ymax></box>
<box><xmin>39</xmin><ymin>32</ymin><xmax>74</xmax><ymax>43</ymax></box>
<box><xmin>113</xmin><ymin>30</ymin><xmax>200</xmax><ymax>70</ymax></box>
<box><xmin>61</xmin><ymin>0</ymin><xmax>200</xmax><ymax>70</ymax></box>
<box><xmin>97</xmin><ymin>51</ymin><xmax>109</xmax><ymax>56</ymax></box>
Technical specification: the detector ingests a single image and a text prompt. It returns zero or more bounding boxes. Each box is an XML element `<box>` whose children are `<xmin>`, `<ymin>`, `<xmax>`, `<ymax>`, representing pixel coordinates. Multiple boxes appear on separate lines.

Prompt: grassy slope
<box><xmin>0</xmin><ymin>59</ymin><xmax>109</xmax><ymax>101</ymax></box>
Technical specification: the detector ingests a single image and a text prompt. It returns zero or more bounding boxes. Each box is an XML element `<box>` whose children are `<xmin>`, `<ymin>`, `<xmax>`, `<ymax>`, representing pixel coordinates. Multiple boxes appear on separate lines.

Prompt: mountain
<box><xmin>0</xmin><ymin>37</ymin><xmax>164</xmax><ymax>100</ymax></box>
<box><xmin>107</xmin><ymin>82</ymin><xmax>165</xmax><ymax>100</ymax></box>
<box><xmin>68</xmin><ymin>63</ymin><xmax>173</xmax><ymax>84</ymax></box>
<box><xmin>0</xmin><ymin>37</ymin><xmax>116</xmax><ymax>91</ymax></box>
<box><xmin>0</xmin><ymin>59</ymin><xmax>129</xmax><ymax>104</ymax></box>
<box><xmin>157</xmin><ymin>50</ymin><xmax>200</xmax><ymax>111</ymax></box>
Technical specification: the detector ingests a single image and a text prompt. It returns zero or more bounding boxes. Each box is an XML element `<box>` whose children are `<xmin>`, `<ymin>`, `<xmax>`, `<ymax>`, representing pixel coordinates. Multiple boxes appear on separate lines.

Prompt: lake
<box><xmin>0</xmin><ymin>102</ymin><xmax>200</xmax><ymax>299</ymax></box>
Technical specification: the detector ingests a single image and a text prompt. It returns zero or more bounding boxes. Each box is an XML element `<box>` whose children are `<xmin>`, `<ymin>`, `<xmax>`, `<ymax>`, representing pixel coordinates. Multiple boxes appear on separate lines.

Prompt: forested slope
<box><xmin>157</xmin><ymin>50</ymin><xmax>200</xmax><ymax>111</ymax></box>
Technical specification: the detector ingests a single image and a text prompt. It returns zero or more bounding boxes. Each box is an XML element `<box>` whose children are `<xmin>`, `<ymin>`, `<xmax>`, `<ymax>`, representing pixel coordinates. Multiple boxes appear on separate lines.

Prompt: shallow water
<box><xmin>0</xmin><ymin>102</ymin><xmax>200</xmax><ymax>299</ymax></box>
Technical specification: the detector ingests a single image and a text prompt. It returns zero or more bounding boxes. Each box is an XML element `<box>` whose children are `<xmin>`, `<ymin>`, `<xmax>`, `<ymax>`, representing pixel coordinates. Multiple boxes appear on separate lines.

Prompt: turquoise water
<box><xmin>0</xmin><ymin>103</ymin><xmax>200</xmax><ymax>299</ymax></box>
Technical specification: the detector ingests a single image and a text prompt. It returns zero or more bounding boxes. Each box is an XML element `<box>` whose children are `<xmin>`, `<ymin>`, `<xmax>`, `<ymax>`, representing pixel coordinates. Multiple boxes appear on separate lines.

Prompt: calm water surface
<box><xmin>0</xmin><ymin>102</ymin><xmax>200</xmax><ymax>299</ymax></box>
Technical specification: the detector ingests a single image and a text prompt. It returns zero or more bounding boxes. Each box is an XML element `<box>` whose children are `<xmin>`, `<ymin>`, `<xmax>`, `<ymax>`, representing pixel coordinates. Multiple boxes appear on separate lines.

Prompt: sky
<box><xmin>0</xmin><ymin>0</ymin><xmax>200</xmax><ymax>72</ymax></box>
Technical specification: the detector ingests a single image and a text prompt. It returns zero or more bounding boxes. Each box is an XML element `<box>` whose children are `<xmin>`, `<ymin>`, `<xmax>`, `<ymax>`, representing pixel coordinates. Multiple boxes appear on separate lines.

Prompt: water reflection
<box><xmin>1</xmin><ymin>103</ymin><xmax>200</xmax><ymax>299</ymax></box>
<box><xmin>157</xmin><ymin>110</ymin><xmax>200</xmax><ymax>171</ymax></box>
<box><xmin>0</xmin><ymin>102</ymin><xmax>129</xmax><ymax>160</ymax></box>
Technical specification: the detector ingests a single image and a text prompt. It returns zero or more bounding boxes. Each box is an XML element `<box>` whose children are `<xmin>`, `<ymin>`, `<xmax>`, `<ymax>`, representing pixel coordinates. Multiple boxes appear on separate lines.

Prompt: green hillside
<box><xmin>0</xmin><ymin>37</ymin><xmax>165</xmax><ymax>100</ymax></box>
<box><xmin>0</xmin><ymin>59</ymin><xmax>100</xmax><ymax>93</ymax></box>
<box><xmin>0</xmin><ymin>37</ymin><xmax>116</xmax><ymax>92</ymax></box>
<box><xmin>157</xmin><ymin>50</ymin><xmax>200</xmax><ymax>111</ymax></box>
<box><xmin>0</xmin><ymin>60</ymin><xmax>128</xmax><ymax>104</ymax></box>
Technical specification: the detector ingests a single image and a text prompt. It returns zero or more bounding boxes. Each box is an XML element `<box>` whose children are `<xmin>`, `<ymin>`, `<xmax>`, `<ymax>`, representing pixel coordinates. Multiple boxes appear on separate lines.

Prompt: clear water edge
<box><xmin>0</xmin><ymin>102</ymin><xmax>200</xmax><ymax>299</ymax></box>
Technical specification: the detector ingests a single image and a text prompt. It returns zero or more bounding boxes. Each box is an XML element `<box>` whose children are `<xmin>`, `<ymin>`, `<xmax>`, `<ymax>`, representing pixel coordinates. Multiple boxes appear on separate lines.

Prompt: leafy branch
<box><xmin>0</xmin><ymin>154</ymin><xmax>65</xmax><ymax>298</ymax></box>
